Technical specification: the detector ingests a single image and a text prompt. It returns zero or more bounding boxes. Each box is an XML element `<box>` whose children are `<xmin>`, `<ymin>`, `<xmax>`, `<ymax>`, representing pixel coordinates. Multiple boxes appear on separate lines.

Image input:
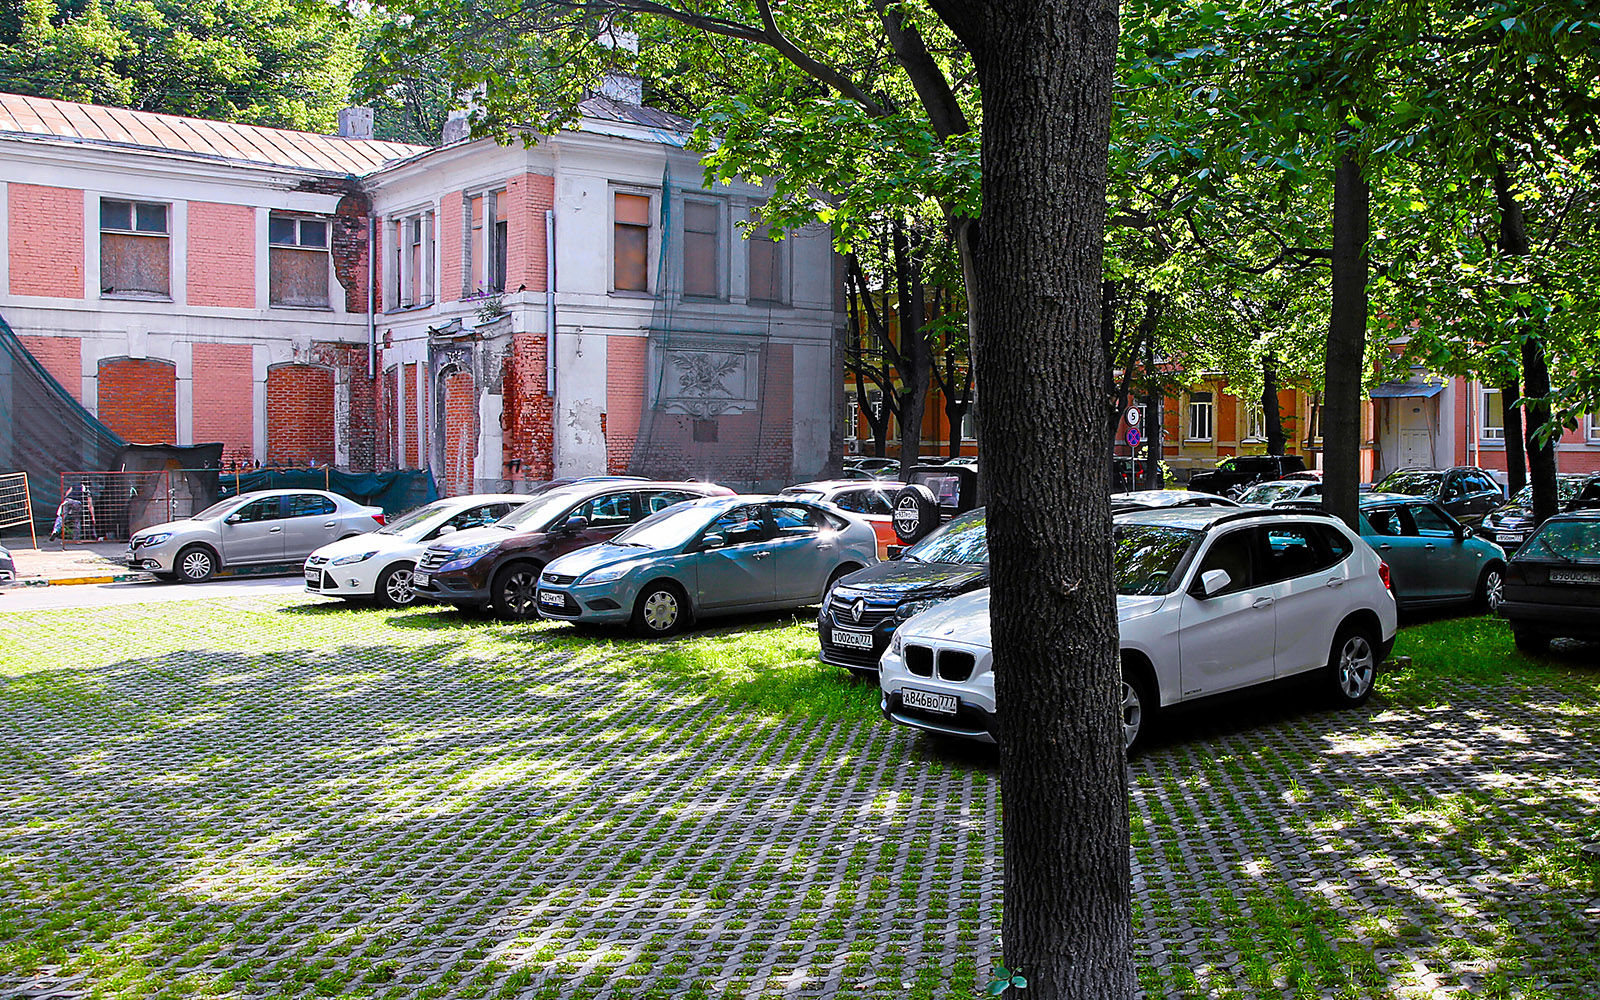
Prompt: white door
<box><xmin>1178</xmin><ymin>528</ymin><xmax>1277</xmax><ymax>697</ymax></box>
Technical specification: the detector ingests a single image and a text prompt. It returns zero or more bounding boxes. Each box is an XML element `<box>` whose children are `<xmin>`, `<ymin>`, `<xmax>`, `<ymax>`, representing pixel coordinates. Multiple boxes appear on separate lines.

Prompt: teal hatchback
<box><xmin>1356</xmin><ymin>493</ymin><xmax>1508</xmax><ymax>611</ymax></box>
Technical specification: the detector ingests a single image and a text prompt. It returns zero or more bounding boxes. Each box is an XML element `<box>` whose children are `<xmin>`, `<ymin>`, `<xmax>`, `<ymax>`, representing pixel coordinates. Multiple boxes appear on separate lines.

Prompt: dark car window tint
<box><xmin>644</xmin><ymin>490</ymin><xmax>699</xmax><ymax>514</ymax></box>
<box><xmin>1259</xmin><ymin>524</ymin><xmax>1330</xmax><ymax>582</ymax></box>
<box><xmin>904</xmin><ymin>509</ymin><xmax>988</xmax><ymax>565</ymax></box>
<box><xmin>832</xmin><ymin>490</ymin><xmax>869</xmax><ymax>514</ymax></box>
<box><xmin>1115</xmin><ymin>524</ymin><xmax>1201</xmax><ymax>596</ymax></box>
<box><xmin>770</xmin><ymin>503</ymin><xmax>821</xmax><ymax>536</ymax></box>
<box><xmin>860</xmin><ymin>490</ymin><xmax>893</xmax><ymax>516</ymax></box>
<box><xmin>1315</xmin><ymin>524</ymin><xmax>1354</xmax><ymax>562</ymax></box>
<box><xmin>1407</xmin><ymin>503</ymin><xmax>1456</xmax><ymax>538</ymax></box>
<box><xmin>287</xmin><ymin>494</ymin><xmax>336</xmax><ymax>518</ymax></box>
<box><xmin>1363</xmin><ymin>508</ymin><xmax>1405</xmax><ymax>537</ymax></box>
<box><xmin>1442</xmin><ymin>476</ymin><xmax>1466</xmax><ymax>499</ymax></box>
<box><xmin>1379</xmin><ymin>471</ymin><xmax>1442</xmax><ymax>497</ymax></box>
<box><xmin>705</xmin><ymin>506</ymin><xmax>767</xmax><ymax>545</ymax></box>
<box><xmin>232</xmin><ymin>497</ymin><xmax>282</xmax><ymax>523</ymax></box>
<box><xmin>575</xmin><ymin>493</ymin><xmax>634</xmax><ymax>527</ymax></box>
<box><xmin>1469</xmin><ymin>473</ymin><xmax>1498</xmax><ymax>494</ymax></box>
<box><xmin>449</xmin><ymin>504</ymin><xmax>508</xmax><ymax>530</ymax></box>
<box><xmin>1194</xmin><ymin>529</ymin><xmax>1256</xmax><ymax>596</ymax></box>
<box><xmin>1522</xmin><ymin>520</ymin><xmax>1600</xmax><ymax>563</ymax></box>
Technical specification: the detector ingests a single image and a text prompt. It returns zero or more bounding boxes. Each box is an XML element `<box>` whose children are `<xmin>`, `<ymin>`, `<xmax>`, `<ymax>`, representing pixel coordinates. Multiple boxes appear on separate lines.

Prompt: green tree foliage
<box><xmin>0</xmin><ymin>0</ymin><xmax>358</xmax><ymax>131</ymax></box>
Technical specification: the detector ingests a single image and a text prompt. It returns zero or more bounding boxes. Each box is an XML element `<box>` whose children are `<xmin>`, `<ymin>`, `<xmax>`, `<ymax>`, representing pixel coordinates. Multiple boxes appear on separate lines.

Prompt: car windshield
<box><xmin>608</xmin><ymin>502</ymin><xmax>720</xmax><ymax>550</ymax></box>
<box><xmin>1519</xmin><ymin>520</ymin><xmax>1600</xmax><ymax>564</ymax></box>
<box><xmin>376</xmin><ymin>501</ymin><xmax>451</xmax><ymax>535</ymax></box>
<box><xmin>1508</xmin><ymin>479</ymin><xmax>1584</xmax><ymax>507</ymax></box>
<box><xmin>904</xmin><ymin>509</ymin><xmax>987</xmax><ymax>564</ymax></box>
<box><xmin>1114</xmin><ymin>524</ymin><xmax>1201</xmax><ymax>596</ymax></box>
<box><xmin>490</xmin><ymin>488</ymin><xmax>593</xmax><ymax>531</ymax></box>
<box><xmin>1376</xmin><ymin>471</ymin><xmax>1441</xmax><ymax>496</ymax></box>
<box><xmin>191</xmin><ymin>497</ymin><xmax>249</xmax><ymax>520</ymax></box>
<box><xmin>1238</xmin><ymin>482</ymin><xmax>1303</xmax><ymax>505</ymax></box>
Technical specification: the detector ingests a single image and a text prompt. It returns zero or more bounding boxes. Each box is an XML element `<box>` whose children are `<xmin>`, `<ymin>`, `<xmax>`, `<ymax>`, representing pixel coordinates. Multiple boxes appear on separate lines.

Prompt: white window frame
<box><xmin>390</xmin><ymin>208</ymin><xmax>436</xmax><ymax>310</ymax></box>
<box><xmin>1481</xmin><ymin>387</ymin><xmax>1505</xmax><ymax>442</ymax></box>
<box><xmin>1242</xmin><ymin>404</ymin><xmax>1266</xmax><ymax>443</ymax></box>
<box><xmin>99</xmin><ymin>198</ymin><xmax>171</xmax><ymax>300</ymax></box>
<box><xmin>1586</xmin><ymin>412</ymin><xmax>1600</xmax><ymax>443</ymax></box>
<box><xmin>1187</xmin><ymin>392</ymin><xmax>1214</xmax><ymax>443</ymax></box>
<box><xmin>464</xmin><ymin>189</ymin><xmax>508</xmax><ymax>299</ymax></box>
<box><xmin>267</xmin><ymin>214</ymin><xmax>332</xmax><ymax>309</ymax></box>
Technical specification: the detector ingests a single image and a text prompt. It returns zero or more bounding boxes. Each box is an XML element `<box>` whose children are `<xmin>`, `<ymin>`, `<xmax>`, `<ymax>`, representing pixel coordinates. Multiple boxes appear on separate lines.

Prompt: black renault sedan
<box><xmin>1499</xmin><ymin>511</ymin><xmax>1600</xmax><ymax>653</ymax></box>
<box><xmin>818</xmin><ymin>507</ymin><xmax>987</xmax><ymax>676</ymax></box>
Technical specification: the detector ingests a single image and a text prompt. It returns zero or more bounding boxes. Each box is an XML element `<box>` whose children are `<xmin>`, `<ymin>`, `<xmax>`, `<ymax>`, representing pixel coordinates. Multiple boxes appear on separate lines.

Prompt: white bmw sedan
<box><xmin>879</xmin><ymin>507</ymin><xmax>1398</xmax><ymax>750</ymax></box>
<box><xmin>305</xmin><ymin>494</ymin><xmax>531</xmax><ymax>607</ymax></box>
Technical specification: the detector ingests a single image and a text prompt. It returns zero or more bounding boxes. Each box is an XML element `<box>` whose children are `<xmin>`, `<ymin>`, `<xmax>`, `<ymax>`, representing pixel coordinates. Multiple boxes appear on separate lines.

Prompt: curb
<box><xmin>17</xmin><ymin>563</ymin><xmax>301</xmax><ymax>588</ymax></box>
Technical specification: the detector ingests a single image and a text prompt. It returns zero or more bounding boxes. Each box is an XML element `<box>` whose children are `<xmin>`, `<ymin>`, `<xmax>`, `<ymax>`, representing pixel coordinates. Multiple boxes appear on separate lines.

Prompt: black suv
<box><xmin>1479</xmin><ymin>473</ymin><xmax>1600</xmax><ymax>551</ymax></box>
<box><xmin>1372</xmin><ymin>467</ymin><xmax>1504</xmax><ymax>526</ymax></box>
<box><xmin>818</xmin><ymin>507</ymin><xmax>987</xmax><ymax>676</ymax></box>
<box><xmin>1187</xmin><ymin>454</ymin><xmax>1307</xmax><ymax>497</ymax></box>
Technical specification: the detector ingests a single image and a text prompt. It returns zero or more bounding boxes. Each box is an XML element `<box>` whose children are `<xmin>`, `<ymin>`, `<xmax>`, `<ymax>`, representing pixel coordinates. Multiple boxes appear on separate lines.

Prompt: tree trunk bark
<box><xmin>1493</xmin><ymin>161</ymin><xmax>1556</xmax><ymax>521</ymax></box>
<box><xmin>1499</xmin><ymin>377</ymin><xmax>1526</xmax><ymax>498</ymax></box>
<box><xmin>1262</xmin><ymin>353</ymin><xmax>1286</xmax><ymax>456</ymax></box>
<box><xmin>894</xmin><ymin>221</ymin><xmax>932</xmax><ymax>481</ymax></box>
<box><xmin>1323</xmin><ymin>150</ymin><xmax>1370</xmax><ymax>530</ymax></box>
<box><xmin>1144</xmin><ymin>335</ymin><xmax>1163</xmax><ymax>489</ymax></box>
<box><xmin>950</xmin><ymin>1</ymin><xmax>1132</xmax><ymax>997</ymax></box>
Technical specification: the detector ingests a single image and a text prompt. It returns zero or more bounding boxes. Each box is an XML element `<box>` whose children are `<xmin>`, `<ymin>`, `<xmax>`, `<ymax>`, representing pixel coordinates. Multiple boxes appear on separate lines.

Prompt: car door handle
<box><xmin>323</xmin><ymin>521</ymin><xmax>337</xmax><ymax>528</ymax></box>
<box><xmin>1423</xmin><ymin>543</ymin><xmax>1435</xmax><ymax>550</ymax></box>
<box><xmin>1377</xmin><ymin>543</ymin><xmax>1392</xmax><ymax>551</ymax></box>
<box><xmin>1252</xmin><ymin>596</ymin><xmax>1274</xmax><ymax>609</ymax></box>
<box><xmin>268</xmin><ymin>526</ymin><xmax>283</xmax><ymax>533</ymax></box>
<box><xmin>752</xmin><ymin>551</ymin><xmax>771</xmax><ymax>560</ymax></box>
<box><xmin>1325</xmin><ymin>577</ymin><xmax>1345</xmax><ymax>588</ymax></box>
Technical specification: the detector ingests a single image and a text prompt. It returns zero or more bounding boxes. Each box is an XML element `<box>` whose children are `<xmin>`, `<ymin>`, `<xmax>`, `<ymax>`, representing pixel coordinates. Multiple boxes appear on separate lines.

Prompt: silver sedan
<box><xmin>127</xmin><ymin>490</ymin><xmax>385</xmax><ymax>582</ymax></box>
<box><xmin>535</xmin><ymin>495</ymin><xmax>880</xmax><ymax>636</ymax></box>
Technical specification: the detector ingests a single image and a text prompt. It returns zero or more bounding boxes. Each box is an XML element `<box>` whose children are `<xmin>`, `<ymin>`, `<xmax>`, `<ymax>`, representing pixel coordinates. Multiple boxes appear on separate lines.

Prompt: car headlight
<box><xmin>891</xmin><ymin>631</ymin><xmax>905</xmax><ymax>656</ymax></box>
<box><xmin>582</xmin><ymin>561</ymin><xmax>641</xmax><ymax>584</ymax></box>
<box><xmin>445</xmin><ymin>543</ymin><xmax>498</xmax><ymax>562</ymax></box>
<box><xmin>897</xmin><ymin>598</ymin><xmax>943</xmax><ymax>620</ymax></box>
<box><xmin>331</xmin><ymin>550</ymin><xmax>378</xmax><ymax>566</ymax></box>
<box><xmin>137</xmin><ymin>533</ymin><xmax>171</xmax><ymax>547</ymax></box>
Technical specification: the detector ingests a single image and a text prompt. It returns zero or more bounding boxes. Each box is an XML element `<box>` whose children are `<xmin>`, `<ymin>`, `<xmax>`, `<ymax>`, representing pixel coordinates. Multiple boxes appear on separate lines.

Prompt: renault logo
<box><xmin>851</xmin><ymin>598</ymin><xmax>866</xmax><ymax>622</ymax></box>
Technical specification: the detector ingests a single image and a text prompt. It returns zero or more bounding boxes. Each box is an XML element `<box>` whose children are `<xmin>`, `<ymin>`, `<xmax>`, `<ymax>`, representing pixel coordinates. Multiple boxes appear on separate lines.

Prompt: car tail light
<box><xmin>1377</xmin><ymin>560</ymin><xmax>1392</xmax><ymax>591</ymax></box>
<box><xmin>371</xmin><ymin>513</ymin><xmax>386</xmax><ymax>526</ymax></box>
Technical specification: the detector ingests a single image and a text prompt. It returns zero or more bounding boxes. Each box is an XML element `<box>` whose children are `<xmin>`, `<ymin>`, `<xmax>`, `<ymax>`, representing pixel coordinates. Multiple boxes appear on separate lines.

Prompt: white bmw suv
<box><xmin>879</xmin><ymin>507</ymin><xmax>1398</xmax><ymax>750</ymax></box>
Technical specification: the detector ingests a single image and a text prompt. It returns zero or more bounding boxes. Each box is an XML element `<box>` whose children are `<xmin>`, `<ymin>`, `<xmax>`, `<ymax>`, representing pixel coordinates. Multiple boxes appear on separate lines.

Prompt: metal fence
<box><xmin>55</xmin><ymin>471</ymin><xmax>212</xmax><ymax>543</ymax></box>
<box><xmin>0</xmin><ymin>472</ymin><xmax>37</xmax><ymax>547</ymax></box>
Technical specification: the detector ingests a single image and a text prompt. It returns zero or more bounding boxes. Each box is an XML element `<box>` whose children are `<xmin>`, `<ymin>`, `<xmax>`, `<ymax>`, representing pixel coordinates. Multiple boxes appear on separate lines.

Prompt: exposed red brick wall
<box><xmin>191</xmin><ymin>343</ymin><xmax>254</xmax><ymax>463</ymax></box>
<box><xmin>17</xmin><ymin>335</ymin><xmax>81</xmax><ymax>402</ymax></box>
<box><xmin>266</xmin><ymin>363</ymin><xmax>335</xmax><ymax>464</ymax></box>
<box><xmin>503</xmin><ymin>332</ymin><xmax>554</xmax><ymax>480</ymax></box>
<box><xmin>442</xmin><ymin>369</ymin><xmax>477</xmax><ymax>495</ymax></box>
<box><xmin>9</xmin><ymin>183</ymin><xmax>84</xmax><ymax>298</ymax></box>
<box><xmin>505</xmin><ymin>173</ymin><xmax>555</xmax><ymax>293</ymax></box>
<box><xmin>440</xmin><ymin>190</ymin><xmax>463</xmax><ymax>304</ymax></box>
<box><xmin>404</xmin><ymin>363</ymin><xmax>420</xmax><ymax>468</ymax></box>
<box><xmin>187</xmin><ymin>203</ymin><xmax>256</xmax><ymax>308</ymax></box>
<box><xmin>332</xmin><ymin>191</ymin><xmax>376</xmax><ymax>314</ymax></box>
<box><xmin>98</xmin><ymin>357</ymin><xmax>176</xmax><ymax>444</ymax></box>
<box><xmin>378</xmin><ymin>364</ymin><xmax>399</xmax><ymax>471</ymax></box>
<box><xmin>605</xmin><ymin>336</ymin><xmax>647</xmax><ymax>474</ymax></box>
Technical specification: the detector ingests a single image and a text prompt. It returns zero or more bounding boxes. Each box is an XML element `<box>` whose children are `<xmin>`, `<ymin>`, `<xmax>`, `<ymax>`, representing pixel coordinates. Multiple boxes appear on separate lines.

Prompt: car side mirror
<box><xmin>886</xmin><ymin>544</ymin><xmax>904</xmax><ymax>561</ymax></box>
<box><xmin>437</xmin><ymin>525</ymin><xmax>457</xmax><ymax>536</ymax></box>
<box><xmin>560</xmin><ymin>515</ymin><xmax>589</xmax><ymax>532</ymax></box>
<box><xmin>1197</xmin><ymin>568</ymin><xmax>1231</xmax><ymax>598</ymax></box>
<box><xmin>223</xmin><ymin>513</ymin><xmax>241</xmax><ymax>524</ymax></box>
<box><xmin>699</xmin><ymin>532</ymin><xmax>726</xmax><ymax>549</ymax></box>
<box><xmin>1458</xmin><ymin>525</ymin><xmax>1474</xmax><ymax>540</ymax></box>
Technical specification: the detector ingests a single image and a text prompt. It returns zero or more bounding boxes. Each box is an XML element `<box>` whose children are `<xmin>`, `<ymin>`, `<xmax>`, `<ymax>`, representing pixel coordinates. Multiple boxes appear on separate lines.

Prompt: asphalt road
<box><xmin>0</xmin><ymin>576</ymin><xmax>314</xmax><ymax>612</ymax></box>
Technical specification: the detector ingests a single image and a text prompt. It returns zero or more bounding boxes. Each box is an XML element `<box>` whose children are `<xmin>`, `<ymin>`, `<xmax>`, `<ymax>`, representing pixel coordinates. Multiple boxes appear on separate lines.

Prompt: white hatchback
<box><xmin>879</xmin><ymin>507</ymin><xmax>1398</xmax><ymax>750</ymax></box>
<box><xmin>305</xmin><ymin>494</ymin><xmax>532</xmax><ymax>606</ymax></box>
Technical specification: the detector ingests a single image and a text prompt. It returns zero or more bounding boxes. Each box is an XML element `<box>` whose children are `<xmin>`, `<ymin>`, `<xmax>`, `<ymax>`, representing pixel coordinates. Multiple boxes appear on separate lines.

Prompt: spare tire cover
<box><xmin>892</xmin><ymin>484</ymin><xmax>941</xmax><ymax>544</ymax></box>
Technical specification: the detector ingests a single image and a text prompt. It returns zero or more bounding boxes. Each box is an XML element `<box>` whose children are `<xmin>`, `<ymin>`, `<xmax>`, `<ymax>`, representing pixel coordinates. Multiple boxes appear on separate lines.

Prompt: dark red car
<box><xmin>410</xmin><ymin>479</ymin><xmax>731</xmax><ymax>618</ymax></box>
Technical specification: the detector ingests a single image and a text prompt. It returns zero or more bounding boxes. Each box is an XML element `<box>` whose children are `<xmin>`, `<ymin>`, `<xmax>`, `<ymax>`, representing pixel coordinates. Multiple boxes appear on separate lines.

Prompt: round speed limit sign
<box><xmin>1126</xmin><ymin>406</ymin><xmax>1142</xmax><ymax>427</ymax></box>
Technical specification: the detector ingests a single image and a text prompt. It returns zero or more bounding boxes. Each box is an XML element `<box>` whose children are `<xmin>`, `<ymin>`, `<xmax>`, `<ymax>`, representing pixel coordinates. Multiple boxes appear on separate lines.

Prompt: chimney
<box><xmin>336</xmin><ymin>107</ymin><xmax>374</xmax><ymax>140</ymax></box>
<box><xmin>441</xmin><ymin>108</ymin><xmax>472</xmax><ymax>145</ymax></box>
<box><xmin>597</xmin><ymin>25</ymin><xmax>644</xmax><ymax>106</ymax></box>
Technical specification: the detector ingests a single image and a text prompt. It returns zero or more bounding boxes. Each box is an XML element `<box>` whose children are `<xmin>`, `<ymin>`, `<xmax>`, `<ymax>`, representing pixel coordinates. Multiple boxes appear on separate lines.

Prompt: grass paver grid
<box><xmin>0</xmin><ymin>598</ymin><xmax>1596</xmax><ymax>998</ymax></box>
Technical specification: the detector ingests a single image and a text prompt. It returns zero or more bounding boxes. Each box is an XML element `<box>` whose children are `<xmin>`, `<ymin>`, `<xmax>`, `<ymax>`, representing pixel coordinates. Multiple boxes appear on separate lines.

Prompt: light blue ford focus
<box><xmin>535</xmin><ymin>495</ymin><xmax>880</xmax><ymax>636</ymax></box>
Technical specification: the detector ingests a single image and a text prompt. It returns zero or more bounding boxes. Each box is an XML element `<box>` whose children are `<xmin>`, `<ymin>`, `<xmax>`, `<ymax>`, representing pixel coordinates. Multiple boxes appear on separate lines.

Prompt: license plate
<box><xmin>538</xmin><ymin>591</ymin><xmax>565</xmax><ymax>607</ymax></box>
<box><xmin>412</xmin><ymin>572</ymin><xmax>429</xmax><ymax>587</ymax></box>
<box><xmin>304</xmin><ymin>571</ymin><xmax>320</xmax><ymax>585</ymax></box>
<box><xmin>1549</xmin><ymin>569</ymin><xmax>1600</xmax><ymax>585</ymax></box>
<box><xmin>1498</xmin><ymin>532</ymin><xmax>1524</xmax><ymax>543</ymax></box>
<box><xmin>901</xmin><ymin>688</ymin><xmax>959</xmax><ymax>715</ymax></box>
<box><xmin>831</xmin><ymin>629</ymin><xmax>875</xmax><ymax>650</ymax></box>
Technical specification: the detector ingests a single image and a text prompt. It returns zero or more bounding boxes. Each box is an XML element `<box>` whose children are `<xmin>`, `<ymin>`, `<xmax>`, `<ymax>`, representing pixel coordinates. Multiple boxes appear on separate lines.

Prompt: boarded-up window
<box><xmin>683</xmin><ymin>200</ymin><xmax>719</xmax><ymax>298</ymax></box>
<box><xmin>469</xmin><ymin>194</ymin><xmax>485</xmax><ymax>293</ymax></box>
<box><xmin>747</xmin><ymin>208</ymin><xmax>784</xmax><ymax>304</ymax></box>
<box><xmin>614</xmin><ymin>193</ymin><xmax>651</xmax><ymax>292</ymax></box>
<box><xmin>100</xmin><ymin>199</ymin><xmax>169</xmax><ymax>298</ymax></box>
<box><xmin>467</xmin><ymin>191</ymin><xmax>508</xmax><ymax>295</ymax></box>
<box><xmin>269</xmin><ymin>215</ymin><xmax>330</xmax><ymax>308</ymax></box>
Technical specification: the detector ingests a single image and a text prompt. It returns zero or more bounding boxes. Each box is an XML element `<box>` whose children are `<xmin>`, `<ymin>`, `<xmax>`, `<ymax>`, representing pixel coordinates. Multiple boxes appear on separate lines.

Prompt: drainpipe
<box><xmin>545</xmin><ymin>208</ymin><xmax>557</xmax><ymax>396</ymax></box>
<box><xmin>367</xmin><ymin>216</ymin><xmax>377</xmax><ymax>376</ymax></box>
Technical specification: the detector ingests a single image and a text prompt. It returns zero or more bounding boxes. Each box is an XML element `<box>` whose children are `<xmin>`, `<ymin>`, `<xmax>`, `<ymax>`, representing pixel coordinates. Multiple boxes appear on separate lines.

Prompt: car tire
<box><xmin>1121</xmin><ymin>660</ymin><xmax>1157</xmax><ymax>754</ymax></box>
<box><xmin>891</xmin><ymin>484</ymin><xmax>941</xmax><ymax>544</ymax></box>
<box><xmin>631</xmin><ymin>581</ymin><xmax>689</xmax><ymax>637</ymax></box>
<box><xmin>1327</xmin><ymin>622</ymin><xmax>1380</xmax><ymax>707</ymax></box>
<box><xmin>376</xmin><ymin>563</ymin><xmax>419</xmax><ymax>609</ymax></box>
<box><xmin>1477</xmin><ymin>564</ymin><xmax>1505</xmax><ymax>613</ymax></box>
<box><xmin>491</xmin><ymin>562</ymin><xmax>544</xmax><ymax>621</ymax></box>
<box><xmin>1512</xmin><ymin>629</ymin><xmax>1548</xmax><ymax>654</ymax></box>
<box><xmin>176</xmin><ymin>545</ymin><xmax>217</xmax><ymax>583</ymax></box>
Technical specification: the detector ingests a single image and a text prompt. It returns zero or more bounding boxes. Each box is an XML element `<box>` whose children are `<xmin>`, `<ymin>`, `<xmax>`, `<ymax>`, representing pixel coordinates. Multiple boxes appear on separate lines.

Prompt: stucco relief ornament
<box><xmin>671</xmin><ymin>352</ymin><xmax>743</xmax><ymax>418</ymax></box>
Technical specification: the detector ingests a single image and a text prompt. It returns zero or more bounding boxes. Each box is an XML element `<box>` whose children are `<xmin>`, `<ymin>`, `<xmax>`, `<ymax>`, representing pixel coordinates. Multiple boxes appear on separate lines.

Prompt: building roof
<box><xmin>576</xmin><ymin>95</ymin><xmax>694</xmax><ymax>135</ymax></box>
<box><xmin>0</xmin><ymin>93</ymin><xmax>427</xmax><ymax>175</ymax></box>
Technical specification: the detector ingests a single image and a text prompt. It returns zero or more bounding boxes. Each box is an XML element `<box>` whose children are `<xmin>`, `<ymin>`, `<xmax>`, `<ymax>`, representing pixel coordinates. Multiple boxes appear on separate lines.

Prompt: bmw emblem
<box><xmin>852</xmin><ymin>598</ymin><xmax>866</xmax><ymax>622</ymax></box>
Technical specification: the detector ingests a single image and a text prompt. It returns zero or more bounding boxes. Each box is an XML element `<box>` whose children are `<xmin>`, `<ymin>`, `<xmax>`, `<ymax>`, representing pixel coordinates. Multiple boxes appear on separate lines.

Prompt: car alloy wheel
<box><xmin>1120</xmin><ymin>678</ymin><xmax>1143</xmax><ymax>750</ymax></box>
<box><xmin>497</xmin><ymin>567</ymin><xmax>541</xmax><ymax>620</ymax></box>
<box><xmin>178</xmin><ymin>547</ymin><xmax>215</xmax><ymax>583</ymax></box>
<box><xmin>1482</xmin><ymin>568</ymin><xmax>1505</xmax><ymax>613</ymax></box>
<box><xmin>1335</xmin><ymin>632</ymin><xmax>1376</xmax><ymax>703</ymax></box>
<box><xmin>380</xmin><ymin>566</ymin><xmax>417</xmax><ymax>608</ymax></box>
<box><xmin>641</xmin><ymin>589</ymin><xmax>679</xmax><ymax>632</ymax></box>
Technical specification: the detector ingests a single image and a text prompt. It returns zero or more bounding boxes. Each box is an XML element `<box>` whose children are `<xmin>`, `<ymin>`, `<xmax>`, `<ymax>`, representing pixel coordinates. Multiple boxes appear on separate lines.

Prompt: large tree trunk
<box><xmin>894</xmin><ymin>221</ymin><xmax>932</xmax><ymax>480</ymax></box>
<box><xmin>1499</xmin><ymin>377</ymin><xmax>1527</xmax><ymax>498</ymax></box>
<box><xmin>1323</xmin><ymin>151</ymin><xmax>1371</xmax><ymax>530</ymax></box>
<box><xmin>1262</xmin><ymin>353</ymin><xmax>1287</xmax><ymax>456</ymax></box>
<box><xmin>1494</xmin><ymin>162</ymin><xmax>1557</xmax><ymax>521</ymax></box>
<box><xmin>1144</xmin><ymin>335</ymin><xmax>1164</xmax><ymax>488</ymax></box>
<box><xmin>944</xmin><ymin>1</ymin><xmax>1132</xmax><ymax>997</ymax></box>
